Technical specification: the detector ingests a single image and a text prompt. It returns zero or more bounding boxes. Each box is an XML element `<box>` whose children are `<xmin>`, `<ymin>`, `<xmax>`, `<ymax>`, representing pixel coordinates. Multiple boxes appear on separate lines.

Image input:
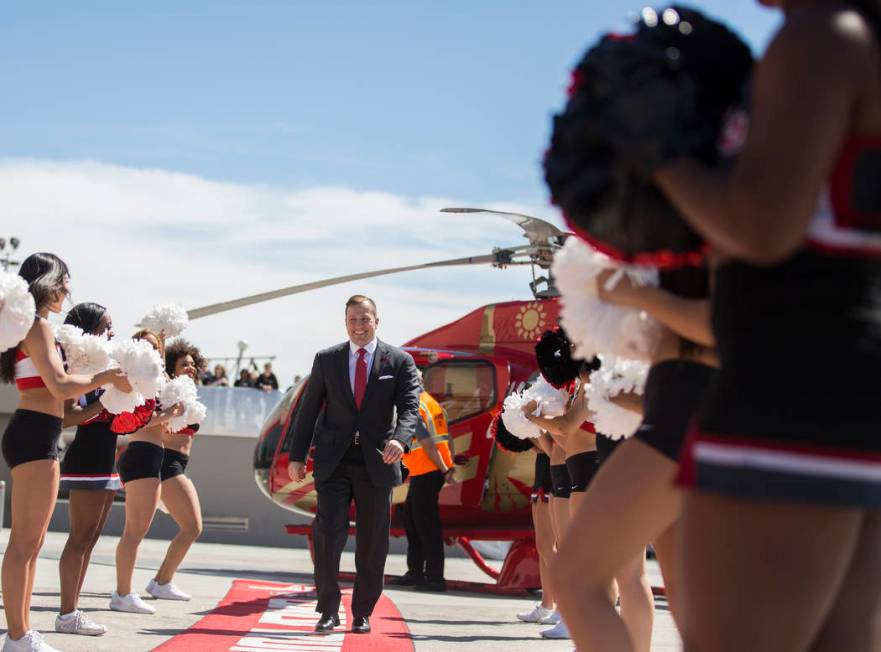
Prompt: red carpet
<box><xmin>153</xmin><ymin>580</ymin><xmax>413</xmax><ymax>652</ymax></box>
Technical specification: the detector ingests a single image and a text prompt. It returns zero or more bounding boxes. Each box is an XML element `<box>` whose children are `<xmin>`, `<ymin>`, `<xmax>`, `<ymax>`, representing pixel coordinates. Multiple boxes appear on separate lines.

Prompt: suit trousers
<box><xmin>403</xmin><ymin>470</ymin><xmax>445</xmax><ymax>580</ymax></box>
<box><xmin>313</xmin><ymin>460</ymin><xmax>392</xmax><ymax>617</ymax></box>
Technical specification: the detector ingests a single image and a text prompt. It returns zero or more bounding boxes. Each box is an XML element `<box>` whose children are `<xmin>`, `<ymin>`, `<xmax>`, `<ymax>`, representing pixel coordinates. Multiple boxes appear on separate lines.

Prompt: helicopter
<box><xmin>187</xmin><ymin>209</ymin><xmax>570</xmax><ymax>592</ymax></box>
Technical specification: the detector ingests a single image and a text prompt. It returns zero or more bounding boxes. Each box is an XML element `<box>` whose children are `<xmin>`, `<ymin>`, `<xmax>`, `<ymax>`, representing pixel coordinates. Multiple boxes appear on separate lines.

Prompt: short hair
<box><xmin>345</xmin><ymin>294</ymin><xmax>377</xmax><ymax>317</ymax></box>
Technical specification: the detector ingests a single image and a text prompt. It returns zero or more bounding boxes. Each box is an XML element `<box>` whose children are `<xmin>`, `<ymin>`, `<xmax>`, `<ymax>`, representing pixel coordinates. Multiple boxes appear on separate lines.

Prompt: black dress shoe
<box><xmin>352</xmin><ymin>616</ymin><xmax>371</xmax><ymax>634</ymax></box>
<box><xmin>315</xmin><ymin>613</ymin><xmax>339</xmax><ymax>632</ymax></box>
<box><xmin>389</xmin><ymin>572</ymin><xmax>423</xmax><ymax>587</ymax></box>
<box><xmin>414</xmin><ymin>578</ymin><xmax>447</xmax><ymax>592</ymax></box>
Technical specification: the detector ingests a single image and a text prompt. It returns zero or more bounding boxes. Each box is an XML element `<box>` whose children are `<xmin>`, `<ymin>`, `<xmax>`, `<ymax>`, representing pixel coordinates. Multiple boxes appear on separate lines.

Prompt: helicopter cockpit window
<box><xmin>423</xmin><ymin>360</ymin><xmax>496</xmax><ymax>424</ymax></box>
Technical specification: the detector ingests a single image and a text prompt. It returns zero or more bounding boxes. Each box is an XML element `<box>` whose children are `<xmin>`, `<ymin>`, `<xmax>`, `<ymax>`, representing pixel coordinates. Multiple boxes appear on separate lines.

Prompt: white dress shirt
<box><xmin>349</xmin><ymin>338</ymin><xmax>378</xmax><ymax>393</ymax></box>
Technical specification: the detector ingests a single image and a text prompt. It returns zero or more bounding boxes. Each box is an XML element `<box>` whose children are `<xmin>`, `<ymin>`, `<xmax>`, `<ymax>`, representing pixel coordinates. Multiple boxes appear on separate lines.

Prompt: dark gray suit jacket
<box><xmin>289</xmin><ymin>339</ymin><xmax>421</xmax><ymax>487</ymax></box>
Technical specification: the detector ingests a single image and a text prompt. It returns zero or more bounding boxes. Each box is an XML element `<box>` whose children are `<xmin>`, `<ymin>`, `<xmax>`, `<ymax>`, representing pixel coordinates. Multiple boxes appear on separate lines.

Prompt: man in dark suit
<box><xmin>288</xmin><ymin>294</ymin><xmax>421</xmax><ymax>634</ymax></box>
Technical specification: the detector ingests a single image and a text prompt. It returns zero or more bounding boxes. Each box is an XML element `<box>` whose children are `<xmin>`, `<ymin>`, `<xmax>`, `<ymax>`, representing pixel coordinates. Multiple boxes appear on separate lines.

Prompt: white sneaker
<box><xmin>540</xmin><ymin>619</ymin><xmax>571</xmax><ymax>639</ymax></box>
<box><xmin>2</xmin><ymin>630</ymin><xmax>62</xmax><ymax>651</ymax></box>
<box><xmin>110</xmin><ymin>591</ymin><xmax>156</xmax><ymax>614</ymax></box>
<box><xmin>55</xmin><ymin>609</ymin><xmax>107</xmax><ymax>636</ymax></box>
<box><xmin>516</xmin><ymin>604</ymin><xmax>554</xmax><ymax>623</ymax></box>
<box><xmin>146</xmin><ymin>578</ymin><xmax>191</xmax><ymax>601</ymax></box>
<box><xmin>538</xmin><ymin>609</ymin><xmax>561</xmax><ymax>625</ymax></box>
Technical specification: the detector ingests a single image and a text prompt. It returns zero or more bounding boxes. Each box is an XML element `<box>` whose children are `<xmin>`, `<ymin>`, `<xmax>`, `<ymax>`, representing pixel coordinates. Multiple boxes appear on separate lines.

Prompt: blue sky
<box><xmin>0</xmin><ymin>2</ymin><xmax>782</xmax><ymax>381</ymax></box>
<box><xmin>1</xmin><ymin>2</ymin><xmax>780</xmax><ymax>203</ymax></box>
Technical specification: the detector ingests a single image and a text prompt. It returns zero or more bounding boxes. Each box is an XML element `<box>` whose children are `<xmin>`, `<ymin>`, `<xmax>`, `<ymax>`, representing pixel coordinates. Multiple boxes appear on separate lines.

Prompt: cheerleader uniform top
<box><xmin>14</xmin><ymin>343</ymin><xmax>65</xmax><ymax>390</ymax></box>
<box><xmin>678</xmin><ymin>135</ymin><xmax>881</xmax><ymax>506</ymax></box>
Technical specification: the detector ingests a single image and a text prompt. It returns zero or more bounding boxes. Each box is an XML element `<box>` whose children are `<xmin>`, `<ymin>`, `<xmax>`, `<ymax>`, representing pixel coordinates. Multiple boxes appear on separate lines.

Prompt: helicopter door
<box><xmin>422</xmin><ymin>356</ymin><xmax>509</xmax><ymax>508</ymax></box>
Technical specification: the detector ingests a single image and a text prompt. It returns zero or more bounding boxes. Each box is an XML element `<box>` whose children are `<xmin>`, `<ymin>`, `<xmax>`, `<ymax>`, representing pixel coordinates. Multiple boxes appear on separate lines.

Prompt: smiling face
<box><xmin>346</xmin><ymin>301</ymin><xmax>378</xmax><ymax>348</ymax></box>
<box><xmin>174</xmin><ymin>354</ymin><xmax>197</xmax><ymax>380</ymax></box>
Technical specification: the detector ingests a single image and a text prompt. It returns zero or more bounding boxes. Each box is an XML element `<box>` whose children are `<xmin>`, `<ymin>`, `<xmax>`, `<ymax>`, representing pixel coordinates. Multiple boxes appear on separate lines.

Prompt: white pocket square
<box><xmin>378</xmin><ymin>375</ymin><xmax>394</xmax><ymax>380</ymax></box>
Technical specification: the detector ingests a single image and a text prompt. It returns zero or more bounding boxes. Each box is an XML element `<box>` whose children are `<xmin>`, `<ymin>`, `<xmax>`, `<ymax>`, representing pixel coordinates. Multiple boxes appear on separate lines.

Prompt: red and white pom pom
<box><xmin>100</xmin><ymin>387</ymin><xmax>146</xmax><ymax>414</ymax></box>
<box><xmin>552</xmin><ymin>237</ymin><xmax>661</xmax><ymax>361</ymax></box>
<box><xmin>0</xmin><ymin>271</ymin><xmax>35</xmax><ymax>353</ymax></box>
<box><xmin>585</xmin><ymin>356</ymin><xmax>649</xmax><ymax>440</ymax></box>
<box><xmin>100</xmin><ymin>339</ymin><xmax>165</xmax><ymax>412</ymax></box>
<box><xmin>139</xmin><ymin>304</ymin><xmax>189</xmax><ymax>338</ymax></box>
<box><xmin>54</xmin><ymin>324</ymin><xmax>112</xmax><ymax>375</ymax></box>
<box><xmin>160</xmin><ymin>375</ymin><xmax>206</xmax><ymax>433</ymax></box>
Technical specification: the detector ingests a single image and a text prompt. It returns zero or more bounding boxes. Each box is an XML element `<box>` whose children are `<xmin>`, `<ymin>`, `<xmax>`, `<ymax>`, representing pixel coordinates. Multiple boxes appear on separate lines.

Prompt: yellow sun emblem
<box><xmin>515</xmin><ymin>302</ymin><xmax>547</xmax><ymax>341</ymax></box>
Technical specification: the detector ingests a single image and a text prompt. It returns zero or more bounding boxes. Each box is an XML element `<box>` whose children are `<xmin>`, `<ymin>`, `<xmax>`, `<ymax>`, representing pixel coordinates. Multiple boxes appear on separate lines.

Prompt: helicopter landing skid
<box><xmin>284</xmin><ymin>524</ymin><xmax>542</xmax><ymax>596</ymax></box>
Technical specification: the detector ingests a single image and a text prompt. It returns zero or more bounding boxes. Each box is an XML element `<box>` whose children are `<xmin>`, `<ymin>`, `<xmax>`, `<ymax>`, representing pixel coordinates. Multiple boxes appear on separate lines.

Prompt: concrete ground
<box><xmin>0</xmin><ymin>531</ymin><xmax>681</xmax><ymax>651</ymax></box>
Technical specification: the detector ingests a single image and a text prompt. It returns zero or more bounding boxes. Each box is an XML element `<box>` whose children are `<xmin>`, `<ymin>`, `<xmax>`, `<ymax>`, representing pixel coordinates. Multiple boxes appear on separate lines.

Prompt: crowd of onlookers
<box><xmin>200</xmin><ymin>361</ymin><xmax>298</xmax><ymax>392</ymax></box>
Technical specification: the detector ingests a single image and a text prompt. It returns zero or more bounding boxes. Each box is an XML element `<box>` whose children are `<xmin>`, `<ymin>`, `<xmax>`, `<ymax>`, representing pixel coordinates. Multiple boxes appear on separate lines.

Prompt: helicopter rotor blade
<box><xmin>439</xmin><ymin>207</ymin><xmax>570</xmax><ymax>247</ymax></box>
<box><xmin>187</xmin><ymin>249</ymin><xmax>526</xmax><ymax>321</ymax></box>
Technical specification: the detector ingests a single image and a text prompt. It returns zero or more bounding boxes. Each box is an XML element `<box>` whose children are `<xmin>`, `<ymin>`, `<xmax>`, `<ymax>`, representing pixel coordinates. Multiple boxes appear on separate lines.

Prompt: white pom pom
<box><xmin>525</xmin><ymin>377</ymin><xmax>569</xmax><ymax>417</ymax></box>
<box><xmin>100</xmin><ymin>339</ymin><xmax>165</xmax><ymax>412</ymax></box>
<box><xmin>182</xmin><ymin>400</ymin><xmax>207</xmax><ymax>427</ymax></box>
<box><xmin>500</xmin><ymin>378</ymin><xmax>570</xmax><ymax>439</ymax></box>
<box><xmin>55</xmin><ymin>324</ymin><xmax>112</xmax><ymax>375</ymax></box>
<box><xmin>99</xmin><ymin>387</ymin><xmax>145</xmax><ymax>414</ymax></box>
<box><xmin>0</xmin><ymin>271</ymin><xmax>35</xmax><ymax>353</ymax></box>
<box><xmin>160</xmin><ymin>375</ymin><xmax>204</xmax><ymax>432</ymax></box>
<box><xmin>501</xmin><ymin>392</ymin><xmax>543</xmax><ymax>439</ymax></box>
<box><xmin>585</xmin><ymin>356</ymin><xmax>649</xmax><ymax>440</ymax></box>
<box><xmin>139</xmin><ymin>304</ymin><xmax>189</xmax><ymax>338</ymax></box>
<box><xmin>552</xmin><ymin>238</ymin><xmax>661</xmax><ymax>361</ymax></box>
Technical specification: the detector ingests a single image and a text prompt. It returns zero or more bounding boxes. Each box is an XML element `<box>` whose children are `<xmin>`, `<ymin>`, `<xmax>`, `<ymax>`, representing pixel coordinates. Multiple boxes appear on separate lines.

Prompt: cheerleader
<box><xmin>647</xmin><ymin>2</ymin><xmax>881</xmax><ymax>649</ymax></box>
<box><xmin>148</xmin><ymin>338</ymin><xmax>206</xmax><ymax>601</ymax></box>
<box><xmin>551</xmin><ymin>267</ymin><xmax>714</xmax><ymax>652</ymax></box>
<box><xmin>110</xmin><ymin>330</ymin><xmax>183</xmax><ymax>614</ymax></box>
<box><xmin>526</xmin><ymin>362</ymin><xmax>651</xmax><ymax>645</ymax></box>
<box><xmin>55</xmin><ymin>302</ymin><xmax>118</xmax><ymax>637</ymax></box>
<box><xmin>0</xmin><ymin>254</ymin><xmax>130</xmax><ymax>652</ymax></box>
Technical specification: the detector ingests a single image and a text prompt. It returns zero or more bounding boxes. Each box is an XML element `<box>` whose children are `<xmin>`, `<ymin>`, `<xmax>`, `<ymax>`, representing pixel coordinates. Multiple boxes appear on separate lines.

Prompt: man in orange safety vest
<box><xmin>392</xmin><ymin>390</ymin><xmax>455</xmax><ymax>592</ymax></box>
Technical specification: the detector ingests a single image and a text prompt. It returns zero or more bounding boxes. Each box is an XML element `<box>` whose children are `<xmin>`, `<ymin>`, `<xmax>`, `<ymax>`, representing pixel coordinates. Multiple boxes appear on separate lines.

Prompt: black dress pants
<box><xmin>403</xmin><ymin>470</ymin><xmax>445</xmax><ymax>580</ymax></box>
<box><xmin>313</xmin><ymin>461</ymin><xmax>392</xmax><ymax>617</ymax></box>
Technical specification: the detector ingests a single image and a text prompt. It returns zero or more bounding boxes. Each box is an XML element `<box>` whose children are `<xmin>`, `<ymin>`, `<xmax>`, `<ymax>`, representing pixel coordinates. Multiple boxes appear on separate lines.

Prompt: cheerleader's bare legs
<box><xmin>532</xmin><ymin>496</ymin><xmax>556</xmax><ymax>610</ymax></box>
<box><xmin>152</xmin><ymin>343</ymin><xmax>205</xmax><ymax>597</ymax></box>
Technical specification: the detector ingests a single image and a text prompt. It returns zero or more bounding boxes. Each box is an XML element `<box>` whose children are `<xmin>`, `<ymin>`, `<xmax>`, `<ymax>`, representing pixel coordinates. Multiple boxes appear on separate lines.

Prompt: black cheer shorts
<box><xmin>549</xmin><ymin>463</ymin><xmax>571</xmax><ymax>499</ymax></box>
<box><xmin>2</xmin><ymin>409</ymin><xmax>63</xmax><ymax>469</ymax></box>
<box><xmin>118</xmin><ymin>441</ymin><xmax>164</xmax><ymax>484</ymax></box>
<box><xmin>160</xmin><ymin>448</ymin><xmax>190</xmax><ymax>481</ymax></box>
<box><xmin>634</xmin><ymin>360</ymin><xmax>716</xmax><ymax>462</ymax></box>
<box><xmin>566</xmin><ymin>450</ymin><xmax>598</xmax><ymax>492</ymax></box>
<box><xmin>531</xmin><ymin>452</ymin><xmax>552</xmax><ymax>503</ymax></box>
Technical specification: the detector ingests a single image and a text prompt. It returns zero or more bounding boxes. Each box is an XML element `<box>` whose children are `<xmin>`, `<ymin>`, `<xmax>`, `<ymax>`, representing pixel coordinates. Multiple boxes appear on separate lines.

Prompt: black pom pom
<box><xmin>535</xmin><ymin>327</ymin><xmax>581</xmax><ymax>388</ymax></box>
<box><xmin>544</xmin><ymin>5</ymin><xmax>753</xmax><ymax>268</ymax></box>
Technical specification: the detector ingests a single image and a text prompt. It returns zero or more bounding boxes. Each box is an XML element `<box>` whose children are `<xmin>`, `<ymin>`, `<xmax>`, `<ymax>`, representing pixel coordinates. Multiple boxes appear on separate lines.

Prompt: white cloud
<box><xmin>1</xmin><ymin>158</ymin><xmax>565</xmax><ymax>391</ymax></box>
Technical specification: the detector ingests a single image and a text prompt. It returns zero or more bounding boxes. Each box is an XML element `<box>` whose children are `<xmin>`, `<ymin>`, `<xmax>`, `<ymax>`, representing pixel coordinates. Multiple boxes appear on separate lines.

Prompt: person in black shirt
<box><xmin>233</xmin><ymin>369</ymin><xmax>253</xmax><ymax>388</ymax></box>
<box><xmin>255</xmin><ymin>363</ymin><xmax>278</xmax><ymax>392</ymax></box>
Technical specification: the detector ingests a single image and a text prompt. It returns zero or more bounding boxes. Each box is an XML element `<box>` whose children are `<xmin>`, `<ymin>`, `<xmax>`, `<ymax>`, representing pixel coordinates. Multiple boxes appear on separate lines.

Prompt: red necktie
<box><xmin>354</xmin><ymin>348</ymin><xmax>368</xmax><ymax>409</ymax></box>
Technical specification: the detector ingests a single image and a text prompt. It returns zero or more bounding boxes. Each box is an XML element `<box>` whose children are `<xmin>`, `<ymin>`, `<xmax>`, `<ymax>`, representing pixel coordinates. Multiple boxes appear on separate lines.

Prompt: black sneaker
<box><xmin>414</xmin><ymin>578</ymin><xmax>446</xmax><ymax>592</ymax></box>
<box><xmin>389</xmin><ymin>573</ymin><xmax>423</xmax><ymax>587</ymax></box>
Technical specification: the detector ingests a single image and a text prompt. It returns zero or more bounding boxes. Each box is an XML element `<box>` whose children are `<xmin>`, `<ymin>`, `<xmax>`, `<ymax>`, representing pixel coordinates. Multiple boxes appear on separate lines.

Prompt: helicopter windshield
<box><xmin>423</xmin><ymin>360</ymin><xmax>496</xmax><ymax>424</ymax></box>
